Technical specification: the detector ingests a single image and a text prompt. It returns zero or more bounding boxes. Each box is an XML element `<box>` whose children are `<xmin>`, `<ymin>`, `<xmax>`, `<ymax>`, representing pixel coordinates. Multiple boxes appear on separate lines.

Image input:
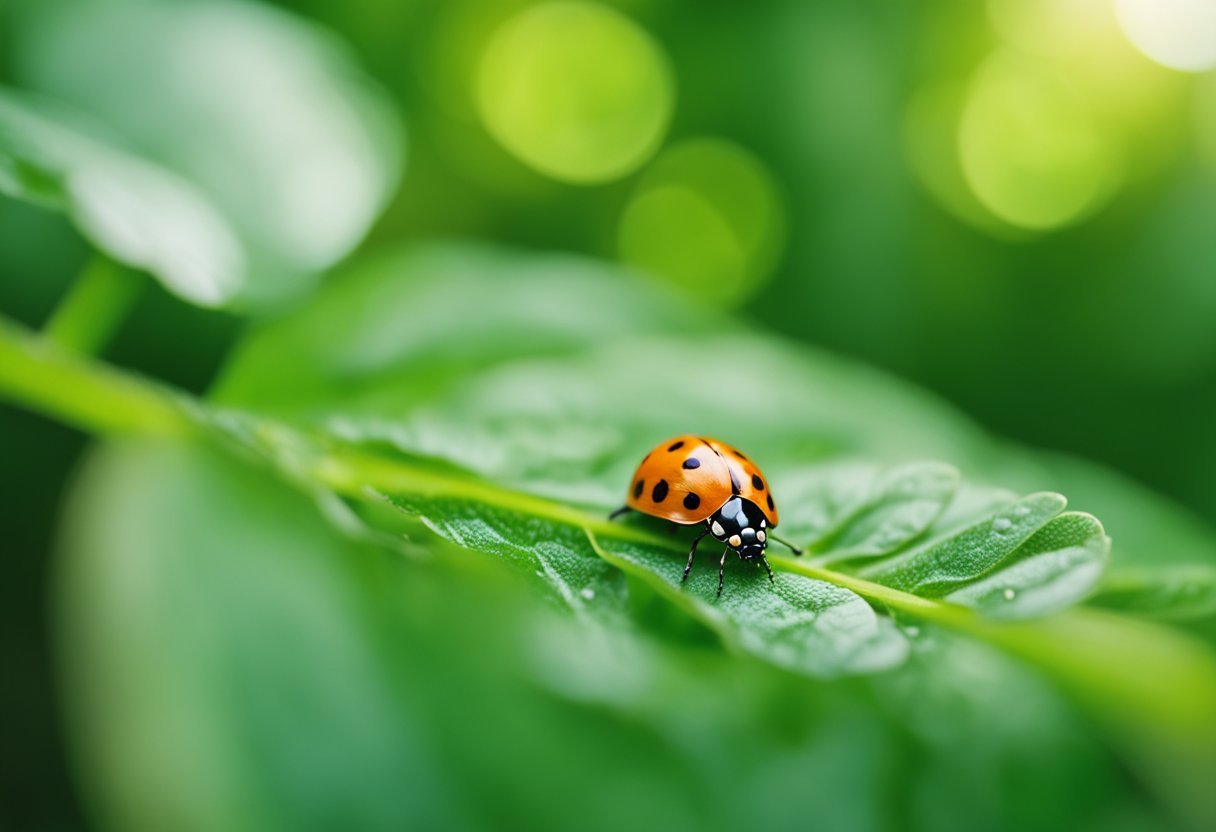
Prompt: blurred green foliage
<box><xmin>2</xmin><ymin>0</ymin><xmax>1216</xmax><ymax>831</ymax></box>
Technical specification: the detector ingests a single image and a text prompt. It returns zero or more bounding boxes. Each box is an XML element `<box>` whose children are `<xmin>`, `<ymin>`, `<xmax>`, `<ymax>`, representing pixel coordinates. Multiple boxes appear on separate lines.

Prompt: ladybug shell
<box><xmin>625</xmin><ymin>435</ymin><xmax>779</xmax><ymax>527</ymax></box>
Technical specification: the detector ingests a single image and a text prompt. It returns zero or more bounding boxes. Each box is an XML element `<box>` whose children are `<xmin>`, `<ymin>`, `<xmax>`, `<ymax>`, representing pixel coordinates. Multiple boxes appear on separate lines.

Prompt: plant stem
<box><xmin>0</xmin><ymin>316</ymin><xmax>191</xmax><ymax>436</ymax></box>
<box><xmin>44</xmin><ymin>256</ymin><xmax>143</xmax><ymax>355</ymax></box>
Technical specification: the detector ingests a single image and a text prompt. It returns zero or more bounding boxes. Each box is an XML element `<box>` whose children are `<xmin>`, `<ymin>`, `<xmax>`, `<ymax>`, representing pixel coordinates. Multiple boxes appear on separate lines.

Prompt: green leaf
<box><xmin>365</xmin><ymin>462</ymin><xmax>912</xmax><ymax>679</ymax></box>
<box><xmin>387</xmin><ymin>493</ymin><xmax>631</xmax><ymax>620</ymax></box>
<box><xmin>800</xmin><ymin>461</ymin><xmax>960</xmax><ymax>560</ymax></box>
<box><xmin>861</xmin><ymin>492</ymin><xmax>1069</xmax><ymax>594</ymax></box>
<box><xmin>212</xmin><ymin>244</ymin><xmax>697</xmax><ymax>412</ymax></box>
<box><xmin>14</xmin><ymin>0</ymin><xmax>402</xmax><ymax>307</ymax></box>
<box><xmin>56</xmin><ymin>440</ymin><xmax>450</xmax><ymax>831</ymax></box>
<box><xmin>587</xmin><ymin>531</ymin><xmax>909</xmax><ymax>676</ymax></box>
<box><xmin>223</xmin><ymin>412</ymin><xmax>1094</xmax><ymax>677</ymax></box>
<box><xmin>214</xmin><ymin>243</ymin><xmax>1109</xmax><ymax>632</ymax></box>
<box><xmin>944</xmin><ymin>512</ymin><xmax>1110</xmax><ymax>620</ymax></box>
<box><xmin>235</xmin><ymin>421</ymin><xmax>1105</xmax><ymax>675</ymax></box>
<box><xmin>0</xmin><ymin>89</ymin><xmax>243</xmax><ymax>306</ymax></box>
<box><xmin>58</xmin><ymin>436</ymin><xmax>1168</xmax><ymax>832</ymax></box>
<box><xmin>211</xmin><ymin>243</ymin><xmax>1216</xmax><ymax>613</ymax></box>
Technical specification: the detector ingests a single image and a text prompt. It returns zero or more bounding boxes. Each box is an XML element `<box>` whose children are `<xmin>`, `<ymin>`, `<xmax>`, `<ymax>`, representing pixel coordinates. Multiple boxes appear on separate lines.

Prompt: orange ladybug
<box><xmin>610</xmin><ymin>435</ymin><xmax>801</xmax><ymax>596</ymax></box>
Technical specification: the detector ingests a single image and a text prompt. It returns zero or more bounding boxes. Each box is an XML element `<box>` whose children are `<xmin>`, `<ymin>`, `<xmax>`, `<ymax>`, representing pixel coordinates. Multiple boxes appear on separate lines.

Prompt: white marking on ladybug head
<box><xmin>728</xmin><ymin>534</ymin><xmax>742</xmax><ymax>548</ymax></box>
<box><xmin>760</xmin><ymin>519</ymin><xmax>766</xmax><ymax>527</ymax></box>
<box><xmin>711</xmin><ymin>521</ymin><xmax>725</xmax><ymax>537</ymax></box>
<box><xmin>757</xmin><ymin>529</ymin><xmax>766</xmax><ymax>543</ymax></box>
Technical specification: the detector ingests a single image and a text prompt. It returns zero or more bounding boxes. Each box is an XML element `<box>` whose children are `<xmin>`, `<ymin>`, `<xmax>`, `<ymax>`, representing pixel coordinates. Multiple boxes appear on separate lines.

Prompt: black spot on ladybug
<box><xmin>683</xmin><ymin>493</ymin><xmax>700</xmax><ymax>510</ymax></box>
<box><xmin>682</xmin><ymin>457</ymin><xmax>701</xmax><ymax>469</ymax></box>
<box><xmin>652</xmin><ymin>479</ymin><xmax>669</xmax><ymax>503</ymax></box>
<box><xmin>752</xmin><ymin>474</ymin><xmax>765</xmax><ymax>490</ymax></box>
<box><xmin>667</xmin><ymin>440</ymin><xmax>685</xmax><ymax>452</ymax></box>
<box><xmin>766</xmin><ymin>493</ymin><xmax>775</xmax><ymax>510</ymax></box>
<box><xmin>633</xmin><ymin>480</ymin><xmax>644</xmax><ymax>499</ymax></box>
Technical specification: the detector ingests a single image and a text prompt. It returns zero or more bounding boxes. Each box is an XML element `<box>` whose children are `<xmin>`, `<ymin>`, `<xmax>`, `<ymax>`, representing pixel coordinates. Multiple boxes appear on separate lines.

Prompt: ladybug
<box><xmin>610</xmin><ymin>435</ymin><xmax>801</xmax><ymax>596</ymax></box>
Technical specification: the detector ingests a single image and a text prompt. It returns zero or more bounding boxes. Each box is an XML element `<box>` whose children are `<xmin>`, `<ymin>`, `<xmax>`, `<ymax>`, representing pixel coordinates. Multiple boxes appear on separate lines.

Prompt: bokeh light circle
<box><xmin>476</xmin><ymin>2</ymin><xmax>674</xmax><ymax>184</ymax></box>
<box><xmin>618</xmin><ymin>138</ymin><xmax>785</xmax><ymax>306</ymax></box>
<box><xmin>1115</xmin><ymin>0</ymin><xmax>1216</xmax><ymax>72</ymax></box>
<box><xmin>959</xmin><ymin>52</ymin><xmax>1118</xmax><ymax>231</ymax></box>
<box><xmin>903</xmin><ymin>80</ymin><xmax>1022</xmax><ymax>238</ymax></box>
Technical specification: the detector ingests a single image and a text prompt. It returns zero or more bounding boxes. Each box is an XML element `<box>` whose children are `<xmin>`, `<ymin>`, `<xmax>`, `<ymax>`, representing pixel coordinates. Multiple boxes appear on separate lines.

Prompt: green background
<box><xmin>2</xmin><ymin>0</ymin><xmax>1215</xmax><ymax>829</ymax></box>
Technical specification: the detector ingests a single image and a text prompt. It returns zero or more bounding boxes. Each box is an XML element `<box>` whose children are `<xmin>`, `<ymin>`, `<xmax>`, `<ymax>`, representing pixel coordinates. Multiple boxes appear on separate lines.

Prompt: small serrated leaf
<box><xmin>944</xmin><ymin>512</ymin><xmax>1109</xmax><ymax>620</ymax></box>
<box><xmin>862</xmin><ymin>492</ymin><xmax>1068</xmax><ymax>596</ymax></box>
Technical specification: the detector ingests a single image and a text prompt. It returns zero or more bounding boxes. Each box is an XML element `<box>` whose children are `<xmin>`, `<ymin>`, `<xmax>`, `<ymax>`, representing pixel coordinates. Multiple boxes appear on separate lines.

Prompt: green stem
<box><xmin>0</xmin><ymin>316</ymin><xmax>191</xmax><ymax>436</ymax></box>
<box><xmin>44</xmin><ymin>256</ymin><xmax>143</xmax><ymax>354</ymax></box>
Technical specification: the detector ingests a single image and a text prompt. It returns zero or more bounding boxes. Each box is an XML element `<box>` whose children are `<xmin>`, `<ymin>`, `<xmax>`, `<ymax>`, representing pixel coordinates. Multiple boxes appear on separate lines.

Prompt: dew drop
<box><xmin>905</xmin><ymin>626</ymin><xmax>920</xmax><ymax>637</ymax></box>
<box><xmin>992</xmin><ymin>517</ymin><xmax>1013</xmax><ymax>532</ymax></box>
<box><xmin>580</xmin><ymin>587</ymin><xmax>596</xmax><ymax>601</ymax></box>
<box><xmin>1003</xmin><ymin>588</ymin><xmax>1016</xmax><ymax>601</ymax></box>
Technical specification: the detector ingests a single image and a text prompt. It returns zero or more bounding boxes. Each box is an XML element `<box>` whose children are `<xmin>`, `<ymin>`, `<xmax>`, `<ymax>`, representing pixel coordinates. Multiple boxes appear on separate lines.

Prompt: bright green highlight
<box><xmin>618</xmin><ymin>138</ymin><xmax>786</xmax><ymax>305</ymax></box>
<box><xmin>902</xmin><ymin>80</ymin><xmax>1021</xmax><ymax>237</ymax></box>
<box><xmin>960</xmin><ymin>51</ymin><xmax>1118</xmax><ymax>231</ymax></box>
<box><xmin>476</xmin><ymin>2</ymin><xmax>674</xmax><ymax>184</ymax></box>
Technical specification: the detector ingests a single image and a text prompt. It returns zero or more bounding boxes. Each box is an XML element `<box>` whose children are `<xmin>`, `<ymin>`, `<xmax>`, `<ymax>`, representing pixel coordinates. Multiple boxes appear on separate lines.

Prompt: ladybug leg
<box><xmin>759</xmin><ymin>554</ymin><xmax>775</xmax><ymax>584</ymax></box>
<box><xmin>716</xmin><ymin>548</ymin><xmax>729</xmax><ymax>598</ymax></box>
<box><xmin>608</xmin><ymin>506</ymin><xmax>632</xmax><ymax>521</ymax></box>
<box><xmin>681</xmin><ymin>528</ymin><xmax>710</xmax><ymax>584</ymax></box>
<box><xmin>770</xmin><ymin>532</ymin><xmax>803</xmax><ymax>556</ymax></box>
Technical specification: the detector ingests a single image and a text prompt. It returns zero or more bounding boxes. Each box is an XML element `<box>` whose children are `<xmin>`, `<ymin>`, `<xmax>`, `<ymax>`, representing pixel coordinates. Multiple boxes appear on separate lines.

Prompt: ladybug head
<box><xmin>732</xmin><ymin>527</ymin><xmax>767</xmax><ymax>560</ymax></box>
<box><xmin>709</xmin><ymin>497</ymin><xmax>769</xmax><ymax>557</ymax></box>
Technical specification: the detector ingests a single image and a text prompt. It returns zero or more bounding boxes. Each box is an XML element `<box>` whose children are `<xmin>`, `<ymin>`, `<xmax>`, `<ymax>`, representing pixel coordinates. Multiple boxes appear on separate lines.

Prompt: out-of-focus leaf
<box><xmin>1091</xmin><ymin>566</ymin><xmax>1216</xmax><ymax>622</ymax></box>
<box><xmin>16</xmin><ymin>0</ymin><xmax>402</xmax><ymax>306</ymax></box>
<box><xmin>56</xmin><ymin>439</ymin><xmax>449</xmax><ymax>831</ymax></box>
<box><xmin>213</xmin><ymin>244</ymin><xmax>700</xmax><ymax>412</ymax></box>
<box><xmin>0</xmin><ymin>89</ymin><xmax>242</xmax><ymax>306</ymax></box>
